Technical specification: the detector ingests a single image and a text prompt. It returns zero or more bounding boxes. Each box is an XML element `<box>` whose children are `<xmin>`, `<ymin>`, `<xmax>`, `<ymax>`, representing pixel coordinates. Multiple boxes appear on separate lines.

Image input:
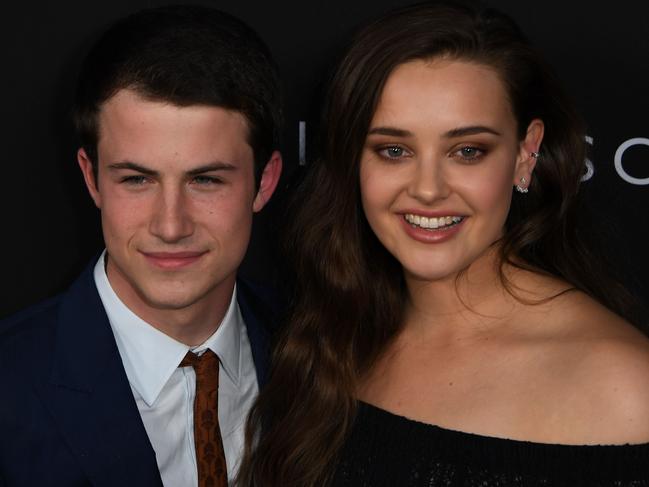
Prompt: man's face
<box><xmin>78</xmin><ymin>89</ymin><xmax>280</xmax><ymax>320</ymax></box>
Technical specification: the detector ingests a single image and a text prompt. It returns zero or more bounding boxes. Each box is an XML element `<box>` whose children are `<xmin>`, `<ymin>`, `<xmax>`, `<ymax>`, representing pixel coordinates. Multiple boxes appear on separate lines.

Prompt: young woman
<box><xmin>239</xmin><ymin>3</ymin><xmax>649</xmax><ymax>486</ymax></box>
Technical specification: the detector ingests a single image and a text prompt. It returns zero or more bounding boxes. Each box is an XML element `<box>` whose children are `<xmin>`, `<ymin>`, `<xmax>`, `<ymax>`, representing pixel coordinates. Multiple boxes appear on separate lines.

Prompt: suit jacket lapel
<box><xmin>37</xmin><ymin>265</ymin><xmax>277</xmax><ymax>485</ymax></box>
<box><xmin>43</xmin><ymin>262</ymin><xmax>162</xmax><ymax>486</ymax></box>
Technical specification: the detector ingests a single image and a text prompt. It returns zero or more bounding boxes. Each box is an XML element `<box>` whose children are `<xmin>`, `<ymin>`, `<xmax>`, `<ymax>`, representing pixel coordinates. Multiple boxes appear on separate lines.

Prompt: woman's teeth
<box><xmin>404</xmin><ymin>214</ymin><xmax>463</xmax><ymax>230</ymax></box>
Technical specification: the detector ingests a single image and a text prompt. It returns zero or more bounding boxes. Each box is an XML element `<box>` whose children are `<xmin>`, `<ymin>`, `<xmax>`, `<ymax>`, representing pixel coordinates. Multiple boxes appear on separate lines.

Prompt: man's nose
<box><xmin>148</xmin><ymin>186</ymin><xmax>195</xmax><ymax>243</ymax></box>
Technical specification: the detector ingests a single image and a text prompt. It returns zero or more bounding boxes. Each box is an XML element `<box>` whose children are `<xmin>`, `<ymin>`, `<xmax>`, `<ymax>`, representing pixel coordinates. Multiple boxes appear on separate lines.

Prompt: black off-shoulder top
<box><xmin>332</xmin><ymin>401</ymin><xmax>649</xmax><ymax>486</ymax></box>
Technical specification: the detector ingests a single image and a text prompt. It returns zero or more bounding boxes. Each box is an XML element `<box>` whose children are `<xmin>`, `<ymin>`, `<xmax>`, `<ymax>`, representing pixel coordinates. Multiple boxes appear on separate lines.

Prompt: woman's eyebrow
<box><xmin>443</xmin><ymin>125</ymin><xmax>502</xmax><ymax>138</ymax></box>
<box><xmin>367</xmin><ymin>126</ymin><xmax>414</xmax><ymax>137</ymax></box>
<box><xmin>366</xmin><ymin>125</ymin><xmax>502</xmax><ymax>138</ymax></box>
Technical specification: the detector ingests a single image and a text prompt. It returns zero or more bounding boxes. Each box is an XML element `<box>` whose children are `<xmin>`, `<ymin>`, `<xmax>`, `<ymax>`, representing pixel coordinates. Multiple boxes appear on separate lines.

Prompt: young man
<box><xmin>0</xmin><ymin>6</ymin><xmax>282</xmax><ymax>486</ymax></box>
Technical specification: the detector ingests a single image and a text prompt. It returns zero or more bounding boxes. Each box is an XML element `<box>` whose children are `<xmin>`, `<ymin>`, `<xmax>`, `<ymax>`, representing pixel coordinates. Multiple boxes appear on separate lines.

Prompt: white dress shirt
<box><xmin>93</xmin><ymin>251</ymin><xmax>259</xmax><ymax>486</ymax></box>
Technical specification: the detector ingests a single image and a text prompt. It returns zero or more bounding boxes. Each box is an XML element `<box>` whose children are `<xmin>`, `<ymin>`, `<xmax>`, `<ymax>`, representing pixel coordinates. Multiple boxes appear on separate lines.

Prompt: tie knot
<box><xmin>179</xmin><ymin>349</ymin><xmax>219</xmax><ymax>374</ymax></box>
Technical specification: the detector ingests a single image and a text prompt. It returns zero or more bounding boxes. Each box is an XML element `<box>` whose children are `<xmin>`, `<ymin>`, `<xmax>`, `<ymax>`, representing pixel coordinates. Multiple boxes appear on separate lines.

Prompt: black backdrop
<box><xmin>1</xmin><ymin>1</ymin><xmax>648</xmax><ymax>324</ymax></box>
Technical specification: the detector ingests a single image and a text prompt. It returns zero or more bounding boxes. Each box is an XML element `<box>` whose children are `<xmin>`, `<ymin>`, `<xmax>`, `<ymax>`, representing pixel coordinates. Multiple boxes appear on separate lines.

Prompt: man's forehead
<box><xmin>95</xmin><ymin>89</ymin><xmax>255</xmax><ymax>170</ymax></box>
<box><xmin>99</xmin><ymin>88</ymin><xmax>251</xmax><ymax>129</ymax></box>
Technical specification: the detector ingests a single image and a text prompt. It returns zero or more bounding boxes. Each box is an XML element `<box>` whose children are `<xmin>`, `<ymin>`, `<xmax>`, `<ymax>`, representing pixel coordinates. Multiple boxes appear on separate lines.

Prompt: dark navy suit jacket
<box><xmin>0</xmin><ymin>259</ymin><xmax>277</xmax><ymax>486</ymax></box>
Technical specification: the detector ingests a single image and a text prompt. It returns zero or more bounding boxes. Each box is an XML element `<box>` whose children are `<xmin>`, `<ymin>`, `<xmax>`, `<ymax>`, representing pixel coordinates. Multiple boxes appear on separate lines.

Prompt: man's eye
<box><xmin>121</xmin><ymin>175</ymin><xmax>149</xmax><ymax>185</ymax></box>
<box><xmin>192</xmin><ymin>175</ymin><xmax>222</xmax><ymax>185</ymax></box>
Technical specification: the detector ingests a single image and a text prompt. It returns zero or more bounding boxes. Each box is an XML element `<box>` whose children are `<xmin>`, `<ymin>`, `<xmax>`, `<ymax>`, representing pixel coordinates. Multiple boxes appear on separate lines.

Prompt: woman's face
<box><xmin>359</xmin><ymin>58</ymin><xmax>542</xmax><ymax>284</ymax></box>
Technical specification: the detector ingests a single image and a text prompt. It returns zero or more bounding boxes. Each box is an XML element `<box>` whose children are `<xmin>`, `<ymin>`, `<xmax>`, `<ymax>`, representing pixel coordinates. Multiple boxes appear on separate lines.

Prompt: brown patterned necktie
<box><xmin>180</xmin><ymin>350</ymin><xmax>228</xmax><ymax>487</ymax></box>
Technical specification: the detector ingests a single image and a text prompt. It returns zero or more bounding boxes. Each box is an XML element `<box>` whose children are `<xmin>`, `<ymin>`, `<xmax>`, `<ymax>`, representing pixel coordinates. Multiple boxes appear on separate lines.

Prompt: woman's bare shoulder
<box><xmin>521</xmin><ymin>288</ymin><xmax>649</xmax><ymax>444</ymax></box>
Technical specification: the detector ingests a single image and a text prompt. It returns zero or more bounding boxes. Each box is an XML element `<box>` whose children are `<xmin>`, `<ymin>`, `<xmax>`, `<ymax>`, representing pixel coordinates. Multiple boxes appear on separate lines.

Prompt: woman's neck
<box><xmin>402</xmin><ymin>247</ymin><xmax>552</xmax><ymax>339</ymax></box>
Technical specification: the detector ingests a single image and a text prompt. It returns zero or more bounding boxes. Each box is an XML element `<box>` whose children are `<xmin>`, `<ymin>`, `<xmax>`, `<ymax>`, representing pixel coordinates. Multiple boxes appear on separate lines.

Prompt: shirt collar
<box><xmin>94</xmin><ymin>251</ymin><xmax>243</xmax><ymax>407</ymax></box>
<box><xmin>190</xmin><ymin>286</ymin><xmax>242</xmax><ymax>389</ymax></box>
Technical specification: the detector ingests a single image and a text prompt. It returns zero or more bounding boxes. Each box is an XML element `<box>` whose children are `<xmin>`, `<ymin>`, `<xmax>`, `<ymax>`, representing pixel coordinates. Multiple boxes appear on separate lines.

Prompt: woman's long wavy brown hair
<box><xmin>238</xmin><ymin>2</ymin><xmax>639</xmax><ymax>485</ymax></box>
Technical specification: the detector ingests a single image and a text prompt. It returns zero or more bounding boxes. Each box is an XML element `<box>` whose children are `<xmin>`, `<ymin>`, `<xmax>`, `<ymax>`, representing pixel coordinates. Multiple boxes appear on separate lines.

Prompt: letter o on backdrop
<box><xmin>614</xmin><ymin>137</ymin><xmax>649</xmax><ymax>185</ymax></box>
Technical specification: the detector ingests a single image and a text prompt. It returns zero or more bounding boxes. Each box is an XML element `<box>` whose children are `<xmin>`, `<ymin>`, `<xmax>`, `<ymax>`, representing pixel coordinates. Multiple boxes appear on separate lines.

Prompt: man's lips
<box><xmin>140</xmin><ymin>251</ymin><xmax>208</xmax><ymax>269</ymax></box>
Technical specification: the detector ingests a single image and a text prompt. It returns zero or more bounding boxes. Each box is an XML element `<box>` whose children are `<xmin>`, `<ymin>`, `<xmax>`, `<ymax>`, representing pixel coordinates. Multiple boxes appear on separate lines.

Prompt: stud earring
<box><xmin>515</xmin><ymin>176</ymin><xmax>529</xmax><ymax>193</ymax></box>
<box><xmin>530</xmin><ymin>151</ymin><xmax>539</xmax><ymax>158</ymax></box>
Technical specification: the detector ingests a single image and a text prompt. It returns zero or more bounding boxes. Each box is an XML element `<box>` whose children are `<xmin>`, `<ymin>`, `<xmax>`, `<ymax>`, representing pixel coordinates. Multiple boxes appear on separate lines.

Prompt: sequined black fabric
<box><xmin>331</xmin><ymin>402</ymin><xmax>649</xmax><ymax>486</ymax></box>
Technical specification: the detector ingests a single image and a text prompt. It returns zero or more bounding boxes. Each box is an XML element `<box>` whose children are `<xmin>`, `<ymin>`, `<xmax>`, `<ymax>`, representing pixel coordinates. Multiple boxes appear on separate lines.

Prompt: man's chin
<box><xmin>134</xmin><ymin>287</ymin><xmax>206</xmax><ymax>312</ymax></box>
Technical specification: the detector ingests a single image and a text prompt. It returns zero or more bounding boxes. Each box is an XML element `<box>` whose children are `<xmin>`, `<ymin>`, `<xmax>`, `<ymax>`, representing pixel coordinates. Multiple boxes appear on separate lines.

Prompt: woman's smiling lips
<box><xmin>398</xmin><ymin>210</ymin><xmax>467</xmax><ymax>244</ymax></box>
<box><xmin>141</xmin><ymin>250</ymin><xmax>208</xmax><ymax>269</ymax></box>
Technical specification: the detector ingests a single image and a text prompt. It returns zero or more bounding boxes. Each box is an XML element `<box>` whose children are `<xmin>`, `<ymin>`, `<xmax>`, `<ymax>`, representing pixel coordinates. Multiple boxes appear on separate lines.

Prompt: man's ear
<box><xmin>253</xmin><ymin>150</ymin><xmax>283</xmax><ymax>213</ymax></box>
<box><xmin>77</xmin><ymin>148</ymin><xmax>102</xmax><ymax>208</ymax></box>
<box><xmin>514</xmin><ymin>118</ymin><xmax>544</xmax><ymax>187</ymax></box>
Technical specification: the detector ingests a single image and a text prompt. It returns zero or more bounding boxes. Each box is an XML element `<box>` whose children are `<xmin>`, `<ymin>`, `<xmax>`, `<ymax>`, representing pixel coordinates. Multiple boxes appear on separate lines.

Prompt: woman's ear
<box><xmin>513</xmin><ymin>119</ymin><xmax>544</xmax><ymax>188</ymax></box>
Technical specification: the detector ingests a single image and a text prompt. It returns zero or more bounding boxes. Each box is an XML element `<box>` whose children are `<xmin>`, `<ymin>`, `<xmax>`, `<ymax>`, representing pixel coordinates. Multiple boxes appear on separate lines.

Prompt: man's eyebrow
<box><xmin>107</xmin><ymin>162</ymin><xmax>158</xmax><ymax>176</ymax></box>
<box><xmin>443</xmin><ymin>126</ymin><xmax>502</xmax><ymax>138</ymax></box>
<box><xmin>106</xmin><ymin>161</ymin><xmax>237</xmax><ymax>176</ymax></box>
<box><xmin>367</xmin><ymin>126</ymin><xmax>414</xmax><ymax>137</ymax></box>
<box><xmin>186</xmin><ymin>162</ymin><xmax>237</xmax><ymax>176</ymax></box>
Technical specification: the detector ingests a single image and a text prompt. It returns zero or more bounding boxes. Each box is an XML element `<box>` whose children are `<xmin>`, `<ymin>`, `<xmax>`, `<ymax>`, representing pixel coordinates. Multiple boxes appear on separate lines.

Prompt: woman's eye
<box><xmin>378</xmin><ymin>146</ymin><xmax>407</xmax><ymax>159</ymax></box>
<box><xmin>455</xmin><ymin>146</ymin><xmax>485</xmax><ymax>161</ymax></box>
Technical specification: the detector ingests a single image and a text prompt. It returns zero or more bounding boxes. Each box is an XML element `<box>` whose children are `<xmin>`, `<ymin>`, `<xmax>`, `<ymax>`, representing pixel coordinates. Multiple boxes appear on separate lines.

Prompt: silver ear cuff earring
<box><xmin>515</xmin><ymin>176</ymin><xmax>529</xmax><ymax>193</ymax></box>
<box><xmin>530</xmin><ymin>151</ymin><xmax>539</xmax><ymax>158</ymax></box>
